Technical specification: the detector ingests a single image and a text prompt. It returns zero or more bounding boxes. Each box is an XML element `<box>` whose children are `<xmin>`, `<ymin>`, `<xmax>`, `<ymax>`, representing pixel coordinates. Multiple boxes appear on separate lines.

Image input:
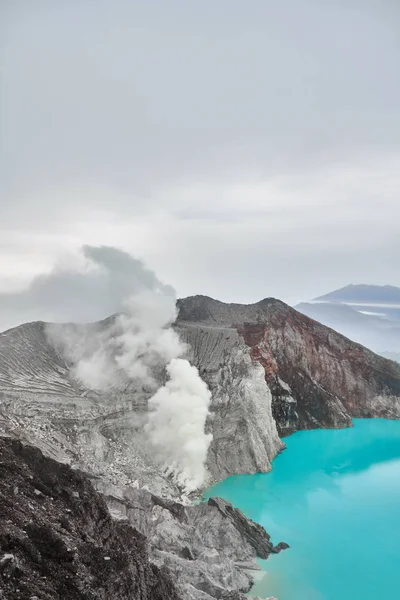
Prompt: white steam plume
<box><xmin>46</xmin><ymin>245</ymin><xmax>212</xmax><ymax>491</ymax></box>
<box><xmin>145</xmin><ymin>358</ymin><xmax>213</xmax><ymax>492</ymax></box>
<box><xmin>72</xmin><ymin>291</ymin><xmax>184</xmax><ymax>390</ymax></box>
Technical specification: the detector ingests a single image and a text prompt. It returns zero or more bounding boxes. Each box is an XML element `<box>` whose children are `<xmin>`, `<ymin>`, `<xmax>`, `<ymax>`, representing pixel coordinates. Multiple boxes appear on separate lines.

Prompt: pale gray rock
<box><xmin>96</xmin><ymin>484</ymin><xmax>286</xmax><ymax>600</ymax></box>
<box><xmin>177</xmin><ymin>324</ymin><xmax>284</xmax><ymax>483</ymax></box>
<box><xmin>0</xmin><ymin>317</ymin><xmax>283</xmax><ymax>494</ymax></box>
<box><xmin>0</xmin><ymin>318</ymin><xmax>285</xmax><ymax>599</ymax></box>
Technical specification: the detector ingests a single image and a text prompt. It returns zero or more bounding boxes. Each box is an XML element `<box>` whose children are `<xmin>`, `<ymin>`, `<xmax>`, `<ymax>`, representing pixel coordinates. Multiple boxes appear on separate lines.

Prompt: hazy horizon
<box><xmin>0</xmin><ymin>243</ymin><xmax>399</xmax><ymax>333</ymax></box>
<box><xmin>2</xmin><ymin>1</ymin><xmax>399</xmax><ymax>315</ymax></box>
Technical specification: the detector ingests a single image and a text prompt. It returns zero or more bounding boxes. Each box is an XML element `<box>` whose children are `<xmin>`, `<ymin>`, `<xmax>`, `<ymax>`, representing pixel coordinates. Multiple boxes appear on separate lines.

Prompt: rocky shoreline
<box><xmin>0</xmin><ymin>436</ymin><xmax>284</xmax><ymax>600</ymax></box>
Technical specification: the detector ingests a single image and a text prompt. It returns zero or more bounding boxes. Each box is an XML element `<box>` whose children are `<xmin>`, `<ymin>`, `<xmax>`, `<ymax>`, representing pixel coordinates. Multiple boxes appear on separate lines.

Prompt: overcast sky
<box><xmin>1</xmin><ymin>0</ymin><xmax>399</xmax><ymax>323</ymax></box>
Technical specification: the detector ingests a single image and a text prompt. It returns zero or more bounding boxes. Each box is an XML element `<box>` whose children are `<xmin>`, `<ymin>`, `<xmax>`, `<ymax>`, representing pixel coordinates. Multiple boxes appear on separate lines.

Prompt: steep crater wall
<box><xmin>177</xmin><ymin>295</ymin><xmax>400</xmax><ymax>437</ymax></box>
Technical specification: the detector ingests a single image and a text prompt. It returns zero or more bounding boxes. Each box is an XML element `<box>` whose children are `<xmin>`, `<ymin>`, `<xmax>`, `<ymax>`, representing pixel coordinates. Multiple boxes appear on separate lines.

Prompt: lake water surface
<box><xmin>203</xmin><ymin>419</ymin><xmax>400</xmax><ymax>600</ymax></box>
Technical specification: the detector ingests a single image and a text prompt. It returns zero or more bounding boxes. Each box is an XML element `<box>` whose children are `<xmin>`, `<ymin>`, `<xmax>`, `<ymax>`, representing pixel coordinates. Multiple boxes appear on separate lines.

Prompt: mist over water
<box><xmin>204</xmin><ymin>419</ymin><xmax>400</xmax><ymax>600</ymax></box>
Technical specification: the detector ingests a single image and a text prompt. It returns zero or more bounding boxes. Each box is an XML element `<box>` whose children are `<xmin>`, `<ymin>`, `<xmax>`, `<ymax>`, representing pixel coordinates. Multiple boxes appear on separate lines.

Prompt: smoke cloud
<box><xmin>59</xmin><ymin>291</ymin><xmax>183</xmax><ymax>391</ymax></box>
<box><xmin>0</xmin><ymin>244</ymin><xmax>175</xmax><ymax>331</ymax></box>
<box><xmin>45</xmin><ymin>245</ymin><xmax>212</xmax><ymax>491</ymax></box>
<box><xmin>145</xmin><ymin>358</ymin><xmax>213</xmax><ymax>492</ymax></box>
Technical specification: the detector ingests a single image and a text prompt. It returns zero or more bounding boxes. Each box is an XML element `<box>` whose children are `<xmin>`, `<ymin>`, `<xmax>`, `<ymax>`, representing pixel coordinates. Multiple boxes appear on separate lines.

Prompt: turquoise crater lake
<box><xmin>203</xmin><ymin>419</ymin><xmax>400</xmax><ymax>600</ymax></box>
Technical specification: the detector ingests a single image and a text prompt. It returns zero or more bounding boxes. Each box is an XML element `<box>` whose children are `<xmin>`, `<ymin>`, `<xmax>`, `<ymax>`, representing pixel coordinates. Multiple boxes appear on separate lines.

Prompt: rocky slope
<box><xmin>0</xmin><ymin>436</ymin><xmax>282</xmax><ymax>600</ymax></box>
<box><xmin>1</xmin><ymin>296</ymin><xmax>400</xmax><ymax>481</ymax></box>
<box><xmin>98</xmin><ymin>480</ymin><xmax>286</xmax><ymax>600</ymax></box>
<box><xmin>0</xmin><ymin>436</ymin><xmax>180</xmax><ymax>600</ymax></box>
<box><xmin>0</xmin><ymin>319</ymin><xmax>182</xmax><ymax>498</ymax></box>
<box><xmin>1</xmin><ymin>295</ymin><xmax>400</xmax><ymax>598</ymax></box>
<box><xmin>0</xmin><ymin>314</ymin><xmax>284</xmax><ymax>491</ymax></box>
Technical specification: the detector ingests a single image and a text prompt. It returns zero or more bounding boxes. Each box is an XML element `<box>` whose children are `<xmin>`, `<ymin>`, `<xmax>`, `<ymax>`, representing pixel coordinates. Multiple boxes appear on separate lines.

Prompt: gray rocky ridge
<box><xmin>1</xmin><ymin>294</ymin><xmax>400</xmax><ymax>598</ymax></box>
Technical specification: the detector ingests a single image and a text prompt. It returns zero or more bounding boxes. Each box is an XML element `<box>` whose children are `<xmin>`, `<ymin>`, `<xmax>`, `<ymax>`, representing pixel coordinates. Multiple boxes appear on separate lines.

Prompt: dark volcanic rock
<box><xmin>0</xmin><ymin>436</ymin><xmax>283</xmax><ymax>600</ymax></box>
<box><xmin>0</xmin><ymin>437</ymin><xmax>180</xmax><ymax>600</ymax></box>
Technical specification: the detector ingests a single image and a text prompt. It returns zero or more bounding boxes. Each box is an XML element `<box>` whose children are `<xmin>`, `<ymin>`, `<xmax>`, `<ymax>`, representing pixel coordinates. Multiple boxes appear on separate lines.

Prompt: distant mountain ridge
<box><xmin>296</xmin><ymin>301</ymin><xmax>400</xmax><ymax>353</ymax></box>
<box><xmin>315</xmin><ymin>284</ymin><xmax>400</xmax><ymax>304</ymax></box>
<box><xmin>296</xmin><ymin>283</ymin><xmax>400</xmax><ymax>355</ymax></box>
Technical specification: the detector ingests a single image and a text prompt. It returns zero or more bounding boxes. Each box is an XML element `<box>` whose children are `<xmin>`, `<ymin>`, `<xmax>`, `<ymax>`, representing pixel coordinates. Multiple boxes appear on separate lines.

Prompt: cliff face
<box><xmin>177</xmin><ymin>296</ymin><xmax>400</xmax><ymax>436</ymax></box>
<box><xmin>176</xmin><ymin>324</ymin><xmax>284</xmax><ymax>482</ymax></box>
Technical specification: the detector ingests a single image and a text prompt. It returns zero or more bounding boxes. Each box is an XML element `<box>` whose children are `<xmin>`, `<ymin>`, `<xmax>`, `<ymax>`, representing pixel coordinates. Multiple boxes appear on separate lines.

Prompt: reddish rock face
<box><xmin>241</xmin><ymin>308</ymin><xmax>400</xmax><ymax>435</ymax></box>
<box><xmin>236</xmin><ymin>325</ymin><xmax>279</xmax><ymax>380</ymax></box>
<box><xmin>177</xmin><ymin>295</ymin><xmax>400</xmax><ymax>437</ymax></box>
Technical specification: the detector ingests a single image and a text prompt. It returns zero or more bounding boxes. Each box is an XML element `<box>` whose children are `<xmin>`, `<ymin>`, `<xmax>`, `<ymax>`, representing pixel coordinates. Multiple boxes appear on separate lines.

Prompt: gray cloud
<box><xmin>0</xmin><ymin>245</ymin><xmax>175</xmax><ymax>330</ymax></box>
<box><xmin>1</xmin><ymin>0</ymin><xmax>399</xmax><ymax>308</ymax></box>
